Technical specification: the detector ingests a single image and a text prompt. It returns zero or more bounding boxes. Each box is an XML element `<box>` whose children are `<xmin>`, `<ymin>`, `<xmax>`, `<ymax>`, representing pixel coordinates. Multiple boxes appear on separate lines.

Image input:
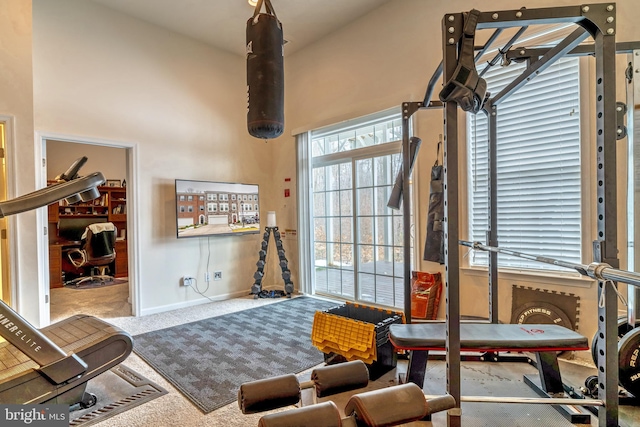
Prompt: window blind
<box><xmin>468</xmin><ymin>58</ymin><xmax>581</xmax><ymax>270</ymax></box>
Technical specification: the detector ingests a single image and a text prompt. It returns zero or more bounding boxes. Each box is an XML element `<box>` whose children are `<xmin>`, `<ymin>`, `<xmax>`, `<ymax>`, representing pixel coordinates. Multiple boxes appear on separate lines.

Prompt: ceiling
<box><xmin>91</xmin><ymin>0</ymin><xmax>392</xmax><ymax>56</ymax></box>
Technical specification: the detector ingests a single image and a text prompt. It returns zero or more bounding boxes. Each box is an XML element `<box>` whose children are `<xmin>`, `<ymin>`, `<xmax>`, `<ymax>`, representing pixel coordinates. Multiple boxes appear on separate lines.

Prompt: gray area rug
<box><xmin>70</xmin><ymin>364</ymin><xmax>167</xmax><ymax>426</ymax></box>
<box><xmin>133</xmin><ymin>297</ymin><xmax>338</xmax><ymax>413</ymax></box>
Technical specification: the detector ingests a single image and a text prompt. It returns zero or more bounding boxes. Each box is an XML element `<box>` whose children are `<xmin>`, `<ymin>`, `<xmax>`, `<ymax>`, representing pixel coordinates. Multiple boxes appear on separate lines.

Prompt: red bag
<box><xmin>410</xmin><ymin>271</ymin><xmax>443</xmax><ymax>320</ymax></box>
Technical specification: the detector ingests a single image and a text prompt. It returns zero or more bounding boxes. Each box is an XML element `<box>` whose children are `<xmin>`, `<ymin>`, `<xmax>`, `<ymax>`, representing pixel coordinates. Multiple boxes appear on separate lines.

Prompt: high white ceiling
<box><xmin>91</xmin><ymin>0</ymin><xmax>392</xmax><ymax>56</ymax></box>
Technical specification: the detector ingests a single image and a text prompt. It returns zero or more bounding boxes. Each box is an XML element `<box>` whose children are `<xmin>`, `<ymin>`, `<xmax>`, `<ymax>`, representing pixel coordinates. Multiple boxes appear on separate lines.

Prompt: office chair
<box><xmin>66</xmin><ymin>222</ymin><xmax>117</xmax><ymax>286</ymax></box>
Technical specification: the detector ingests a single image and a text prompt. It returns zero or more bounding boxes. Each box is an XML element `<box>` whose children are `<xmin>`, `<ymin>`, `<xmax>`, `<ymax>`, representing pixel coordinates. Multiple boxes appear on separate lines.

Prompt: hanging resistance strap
<box><xmin>423</xmin><ymin>138</ymin><xmax>445</xmax><ymax>264</ymax></box>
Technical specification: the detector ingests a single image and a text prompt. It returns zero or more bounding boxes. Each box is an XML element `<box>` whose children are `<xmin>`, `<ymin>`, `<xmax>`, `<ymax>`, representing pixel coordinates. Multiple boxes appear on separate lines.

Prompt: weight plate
<box><xmin>512</xmin><ymin>301</ymin><xmax>573</xmax><ymax>329</ymax></box>
<box><xmin>591</xmin><ymin>332</ymin><xmax>599</xmax><ymax>366</ymax></box>
<box><xmin>591</xmin><ymin>316</ymin><xmax>640</xmax><ymax>365</ymax></box>
<box><xmin>618</xmin><ymin>327</ymin><xmax>640</xmax><ymax>397</ymax></box>
<box><xmin>618</xmin><ymin>316</ymin><xmax>640</xmax><ymax>338</ymax></box>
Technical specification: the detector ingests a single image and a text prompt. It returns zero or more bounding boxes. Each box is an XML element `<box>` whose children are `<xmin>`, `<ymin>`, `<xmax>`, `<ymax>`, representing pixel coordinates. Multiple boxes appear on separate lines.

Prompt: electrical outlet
<box><xmin>182</xmin><ymin>276</ymin><xmax>194</xmax><ymax>287</ymax></box>
<box><xmin>205</xmin><ymin>272</ymin><xmax>211</xmax><ymax>282</ymax></box>
<box><xmin>214</xmin><ymin>271</ymin><xmax>222</xmax><ymax>281</ymax></box>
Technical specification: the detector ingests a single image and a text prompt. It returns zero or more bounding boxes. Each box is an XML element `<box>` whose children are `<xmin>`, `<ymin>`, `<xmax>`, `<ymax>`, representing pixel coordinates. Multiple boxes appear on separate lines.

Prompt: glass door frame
<box><xmin>311</xmin><ymin>140</ymin><xmax>411</xmax><ymax>307</ymax></box>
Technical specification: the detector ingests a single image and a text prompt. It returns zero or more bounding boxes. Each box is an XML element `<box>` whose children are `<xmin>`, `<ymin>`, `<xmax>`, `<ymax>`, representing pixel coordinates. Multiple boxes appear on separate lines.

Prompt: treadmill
<box><xmin>0</xmin><ymin>157</ymin><xmax>133</xmax><ymax>408</ymax></box>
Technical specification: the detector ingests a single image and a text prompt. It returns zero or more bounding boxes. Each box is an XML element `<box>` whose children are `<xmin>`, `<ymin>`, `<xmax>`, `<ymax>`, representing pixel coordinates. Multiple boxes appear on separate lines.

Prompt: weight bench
<box><xmin>389</xmin><ymin>323</ymin><xmax>591</xmax><ymax>424</ymax></box>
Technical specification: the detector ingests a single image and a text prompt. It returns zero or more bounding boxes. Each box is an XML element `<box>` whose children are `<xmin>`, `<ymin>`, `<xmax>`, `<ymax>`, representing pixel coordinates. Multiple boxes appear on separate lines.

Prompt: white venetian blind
<box><xmin>468</xmin><ymin>57</ymin><xmax>581</xmax><ymax>270</ymax></box>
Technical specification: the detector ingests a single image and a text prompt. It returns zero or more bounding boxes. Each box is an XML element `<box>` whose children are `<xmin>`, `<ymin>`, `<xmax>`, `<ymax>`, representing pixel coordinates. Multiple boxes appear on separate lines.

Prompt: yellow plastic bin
<box><xmin>311</xmin><ymin>302</ymin><xmax>404</xmax><ymax>379</ymax></box>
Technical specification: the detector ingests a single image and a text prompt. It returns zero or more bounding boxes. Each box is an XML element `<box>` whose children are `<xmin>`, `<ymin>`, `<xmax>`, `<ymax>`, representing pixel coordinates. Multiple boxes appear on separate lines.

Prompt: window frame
<box><xmin>298</xmin><ymin>107</ymin><xmax>419</xmax><ymax>308</ymax></box>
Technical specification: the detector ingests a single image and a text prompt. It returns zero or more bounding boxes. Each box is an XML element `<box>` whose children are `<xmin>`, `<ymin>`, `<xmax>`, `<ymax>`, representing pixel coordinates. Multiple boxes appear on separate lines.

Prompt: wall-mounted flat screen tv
<box><xmin>175</xmin><ymin>179</ymin><xmax>260</xmax><ymax>238</ymax></box>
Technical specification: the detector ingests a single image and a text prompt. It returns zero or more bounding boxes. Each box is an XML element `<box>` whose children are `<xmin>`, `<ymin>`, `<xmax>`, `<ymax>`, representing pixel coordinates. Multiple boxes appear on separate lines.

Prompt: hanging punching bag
<box><xmin>246</xmin><ymin>0</ymin><xmax>284</xmax><ymax>140</ymax></box>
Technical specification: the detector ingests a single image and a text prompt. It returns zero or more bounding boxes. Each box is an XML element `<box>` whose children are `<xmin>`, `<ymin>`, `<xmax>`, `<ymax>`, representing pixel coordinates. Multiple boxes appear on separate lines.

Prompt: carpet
<box><xmin>133</xmin><ymin>296</ymin><xmax>338</xmax><ymax>413</ymax></box>
<box><xmin>66</xmin><ymin>277</ymin><xmax>128</xmax><ymax>290</ymax></box>
<box><xmin>69</xmin><ymin>364</ymin><xmax>168</xmax><ymax>426</ymax></box>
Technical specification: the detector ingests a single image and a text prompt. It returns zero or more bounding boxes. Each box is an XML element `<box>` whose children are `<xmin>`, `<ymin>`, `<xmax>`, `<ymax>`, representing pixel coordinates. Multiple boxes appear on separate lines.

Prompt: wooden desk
<box><xmin>49</xmin><ymin>239</ymin><xmax>127</xmax><ymax>288</ymax></box>
<box><xmin>114</xmin><ymin>240</ymin><xmax>128</xmax><ymax>278</ymax></box>
<box><xmin>49</xmin><ymin>240</ymin><xmax>81</xmax><ymax>288</ymax></box>
<box><xmin>49</xmin><ymin>244</ymin><xmax>63</xmax><ymax>288</ymax></box>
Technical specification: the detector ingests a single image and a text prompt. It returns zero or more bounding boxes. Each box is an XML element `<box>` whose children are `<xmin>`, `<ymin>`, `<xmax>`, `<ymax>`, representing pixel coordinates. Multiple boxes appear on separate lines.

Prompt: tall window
<box><xmin>467</xmin><ymin>58</ymin><xmax>581</xmax><ymax>270</ymax></box>
<box><xmin>308</xmin><ymin>109</ymin><xmax>412</xmax><ymax>308</ymax></box>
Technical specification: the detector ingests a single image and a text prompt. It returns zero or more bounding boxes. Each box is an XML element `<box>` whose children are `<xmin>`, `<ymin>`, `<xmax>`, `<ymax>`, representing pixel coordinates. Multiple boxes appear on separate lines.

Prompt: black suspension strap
<box><xmin>439</xmin><ymin>9</ymin><xmax>488</xmax><ymax>113</ymax></box>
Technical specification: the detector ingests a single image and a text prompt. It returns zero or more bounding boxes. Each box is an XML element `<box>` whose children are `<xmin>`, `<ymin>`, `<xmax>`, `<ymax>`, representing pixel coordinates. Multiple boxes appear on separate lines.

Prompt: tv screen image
<box><xmin>175</xmin><ymin>179</ymin><xmax>260</xmax><ymax>238</ymax></box>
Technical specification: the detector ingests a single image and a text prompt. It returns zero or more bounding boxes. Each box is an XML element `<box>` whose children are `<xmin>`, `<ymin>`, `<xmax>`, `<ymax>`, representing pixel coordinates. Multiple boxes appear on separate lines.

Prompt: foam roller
<box><xmin>425</xmin><ymin>394</ymin><xmax>457</xmax><ymax>415</ymax></box>
<box><xmin>258</xmin><ymin>401</ymin><xmax>342</xmax><ymax>427</ymax></box>
<box><xmin>311</xmin><ymin>360</ymin><xmax>369</xmax><ymax>397</ymax></box>
<box><xmin>256</xmin><ymin>387</ymin><xmax>455</xmax><ymax>427</ymax></box>
<box><xmin>238</xmin><ymin>374</ymin><xmax>301</xmax><ymax>414</ymax></box>
<box><xmin>239</xmin><ymin>361</ymin><xmax>369</xmax><ymax>414</ymax></box>
<box><xmin>344</xmin><ymin>383</ymin><xmax>456</xmax><ymax>426</ymax></box>
<box><xmin>344</xmin><ymin>383</ymin><xmax>429</xmax><ymax>426</ymax></box>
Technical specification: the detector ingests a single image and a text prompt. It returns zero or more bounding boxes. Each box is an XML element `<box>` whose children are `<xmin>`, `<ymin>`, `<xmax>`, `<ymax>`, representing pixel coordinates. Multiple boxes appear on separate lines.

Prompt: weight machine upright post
<box><xmin>442</xmin><ymin>12</ymin><xmax>463</xmax><ymax>427</ymax></box>
<box><xmin>401</xmin><ymin>107</ymin><xmax>412</xmax><ymax>324</ymax></box>
<box><xmin>486</xmin><ymin>101</ymin><xmax>499</xmax><ymax>324</ymax></box>
<box><xmin>593</xmin><ymin>14</ymin><xmax>619</xmax><ymax>427</ymax></box>
<box><xmin>400</xmin><ymin>101</ymin><xmax>422</xmax><ymax>324</ymax></box>
<box><xmin>627</xmin><ymin>49</ymin><xmax>640</xmax><ymax>327</ymax></box>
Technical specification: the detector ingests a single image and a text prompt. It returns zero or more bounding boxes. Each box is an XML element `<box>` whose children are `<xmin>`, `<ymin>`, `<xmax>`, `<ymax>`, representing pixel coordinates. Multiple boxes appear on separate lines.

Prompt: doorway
<box><xmin>40</xmin><ymin>135</ymin><xmax>138</xmax><ymax>323</ymax></box>
<box><xmin>0</xmin><ymin>122</ymin><xmax>11</xmax><ymax>305</ymax></box>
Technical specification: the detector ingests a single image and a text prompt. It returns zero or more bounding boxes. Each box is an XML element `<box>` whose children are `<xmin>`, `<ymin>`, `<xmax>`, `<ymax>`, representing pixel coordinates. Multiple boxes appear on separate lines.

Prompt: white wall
<box><xmin>284</xmin><ymin>0</ymin><xmax>640</xmax><ymax>354</ymax></box>
<box><xmin>32</xmin><ymin>0</ymin><xmax>277</xmax><ymax>319</ymax></box>
<box><xmin>46</xmin><ymin>140</ymin><xmax>126</xmax><ymax>183</ymax></box>
<box><xmin>0</xmin><ymin>0</ymin><xmax>41</xmax><ymax>321</ymax></box>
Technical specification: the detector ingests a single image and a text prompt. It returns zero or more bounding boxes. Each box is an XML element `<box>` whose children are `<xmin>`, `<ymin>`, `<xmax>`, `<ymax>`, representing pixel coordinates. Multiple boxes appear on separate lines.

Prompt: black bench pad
<box><xmin>389</xmin><ymin>323</ymin><xmax>588</xmax><ymax>352</ymax></box>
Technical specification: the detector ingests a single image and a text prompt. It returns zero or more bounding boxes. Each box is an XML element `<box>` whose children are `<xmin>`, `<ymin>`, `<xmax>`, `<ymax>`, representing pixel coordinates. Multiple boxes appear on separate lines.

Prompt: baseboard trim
<box><xmin>139</xmin><ymin>290</ymin><xmax>249</xmax><ymax>316</ymax></box>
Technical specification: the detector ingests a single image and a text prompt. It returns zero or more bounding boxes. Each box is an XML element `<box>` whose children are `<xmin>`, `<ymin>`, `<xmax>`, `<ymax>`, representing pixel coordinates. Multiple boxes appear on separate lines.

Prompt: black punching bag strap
<box><xmin>439</xmin><ymin>9</ymin><xmax>488</xmax><ymax>114</ymax></box>
<box><xmin>252</xmin><ymin>0</ymin><xmax>278</xmax><ymax>21</ymax></box>
<box><xmin>247</xmin><ymin>0</ymin><xmax>285</xmax><ymax>139</ymax></box>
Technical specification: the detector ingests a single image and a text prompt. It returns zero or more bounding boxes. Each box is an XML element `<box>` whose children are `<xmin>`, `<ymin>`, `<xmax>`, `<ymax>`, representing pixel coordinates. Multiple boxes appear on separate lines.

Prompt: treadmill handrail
<box><xmin>0</xmin><ymin>300</ymin><xmax>70</xmax><ymax>367</ymax></box>
<box><xmin>0</xmin><ymin>172</ymin><xmax>105</xmax><ymax>218</ymax></box>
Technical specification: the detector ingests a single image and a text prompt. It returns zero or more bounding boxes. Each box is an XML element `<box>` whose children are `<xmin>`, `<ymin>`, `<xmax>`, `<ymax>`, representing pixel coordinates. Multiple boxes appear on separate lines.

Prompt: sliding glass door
<box><xmin>308</xmin><ymin>110</ymin><xmax>412</xmax><ymax>309</ymax></box>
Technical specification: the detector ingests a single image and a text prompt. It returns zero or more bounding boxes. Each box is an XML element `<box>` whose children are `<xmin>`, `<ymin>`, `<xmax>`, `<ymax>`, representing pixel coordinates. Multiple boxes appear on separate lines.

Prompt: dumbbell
<box><xmin>284</xmin><ymin>282</ymin><xmax>294</xmax><ymax>295</ymax></box>
<box><xmin>257</xmin><ymin>383</ymin><xmax>456</xmax><ymax>427</ymax></box>
<box><xmin>281</xmin><ymin>271</ymin><xmax>291</xmax><ymax>282</ymax></box>
<box><xmin>238</xmin><ymin>360</ymin><xmax>369</xmax><ymax>414</ymax></box>
<box><xmin>250</xmin><ymin>283</ymin><xmax>262</xmax><ymax>295</ymax></box>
